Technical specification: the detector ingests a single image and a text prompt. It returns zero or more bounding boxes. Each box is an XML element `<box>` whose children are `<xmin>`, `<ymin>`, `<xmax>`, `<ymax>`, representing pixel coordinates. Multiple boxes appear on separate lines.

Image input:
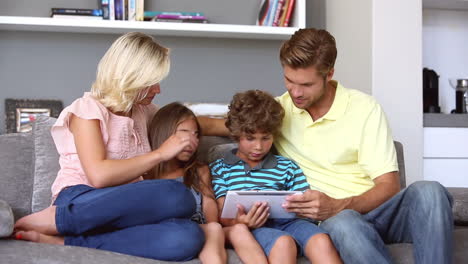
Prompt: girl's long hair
<box><xmin>148</xmin><ymin>102</ymin><xmax>208</xmax><ymax>194</ymax></box>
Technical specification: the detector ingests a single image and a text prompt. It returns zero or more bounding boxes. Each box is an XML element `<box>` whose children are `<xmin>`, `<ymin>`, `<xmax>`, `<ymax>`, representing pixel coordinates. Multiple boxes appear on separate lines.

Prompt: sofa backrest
<box><xmin>0</xmin><ymin>116</ymin><xmax>407</xmax><ymax>220</ymax></box>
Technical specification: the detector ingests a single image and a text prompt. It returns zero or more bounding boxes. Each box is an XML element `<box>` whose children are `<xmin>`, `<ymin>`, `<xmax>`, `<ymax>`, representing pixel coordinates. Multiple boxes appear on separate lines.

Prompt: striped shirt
<box><xmin>210</xmin><ymin>148</ymin><xmax>310</xmax><ymax>199</ymax></box>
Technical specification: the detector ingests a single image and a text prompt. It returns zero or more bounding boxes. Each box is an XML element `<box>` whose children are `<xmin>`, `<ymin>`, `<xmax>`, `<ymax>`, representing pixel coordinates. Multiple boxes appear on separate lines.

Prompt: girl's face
<box><xmin>136</xmin><ymin>84</ymin><xmax>161</xmax><ymax>105</ymax></box>
<box><xmin>174</xmin><ymin>118</ymin><xmax>199</xmax><ymax>162</ymax></box>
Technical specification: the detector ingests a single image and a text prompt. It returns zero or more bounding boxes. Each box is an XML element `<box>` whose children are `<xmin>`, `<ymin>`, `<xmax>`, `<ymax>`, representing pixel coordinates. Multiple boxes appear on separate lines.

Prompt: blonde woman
<box><xmin>13</xmin><ymin>32</ymin><xmax>207</xmax><ymax>261</ymax></box>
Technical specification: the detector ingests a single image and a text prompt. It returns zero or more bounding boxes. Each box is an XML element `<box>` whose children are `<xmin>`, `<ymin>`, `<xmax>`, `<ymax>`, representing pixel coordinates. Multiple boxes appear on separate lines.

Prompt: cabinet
<box><xmin>423</xmin><ymin>127</ymin><xmax>468</xmax><ymax>187</ymax></box>
<box><xmin>0</xmin><ymin>0</ymin><xmax>306</xmax><ymax>40</ymax></box>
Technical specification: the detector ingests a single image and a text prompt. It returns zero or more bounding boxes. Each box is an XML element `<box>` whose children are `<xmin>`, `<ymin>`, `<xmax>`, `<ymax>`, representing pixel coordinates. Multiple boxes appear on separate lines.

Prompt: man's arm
<box><xmin>283</xmin><ymin>171</ymin><xmax>400</xmax><ymax>220</ymax></box>
<box><xmin>197</xmin><ymin>116</ymin><xmax>229</xmax><ymax>136</ymax></box>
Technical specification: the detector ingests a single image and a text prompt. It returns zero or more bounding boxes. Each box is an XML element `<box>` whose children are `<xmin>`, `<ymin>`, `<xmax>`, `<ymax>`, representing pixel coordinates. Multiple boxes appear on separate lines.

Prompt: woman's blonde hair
<box><xmin>91</xmin><ymin>32</ymin><xmax>170</xmax><ymax>113</ymax></box>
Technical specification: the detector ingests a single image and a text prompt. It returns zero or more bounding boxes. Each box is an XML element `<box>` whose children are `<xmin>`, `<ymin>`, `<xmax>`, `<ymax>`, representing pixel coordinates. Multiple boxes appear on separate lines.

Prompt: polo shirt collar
<box><xmin>291</xmin><ymin>81</ymin><xmax>348</xmax><ymax>121</ymax></box>
<box><xmin>223</xmin><ymin>148</ymin><xmax>277</xmax><ymax>169</ymax></box>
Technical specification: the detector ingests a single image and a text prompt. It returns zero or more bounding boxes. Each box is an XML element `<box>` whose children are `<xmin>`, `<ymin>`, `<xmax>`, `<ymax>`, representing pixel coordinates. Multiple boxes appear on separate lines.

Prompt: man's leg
<box><xmin>319</xmin><ymin>209</ymin><xmax>393</xmax><ymax>264</ymax></box>
<box><xmin>367</xmin><ymin>181</ymin><xmax>453</xmax><ymax>264</ymax></box>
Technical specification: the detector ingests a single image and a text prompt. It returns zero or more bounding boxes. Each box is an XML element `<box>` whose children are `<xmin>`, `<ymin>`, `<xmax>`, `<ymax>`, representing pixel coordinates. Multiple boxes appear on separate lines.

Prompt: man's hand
<box><xmin>282</xmin><ymin>190</ymin><xmax>349</xmax><ymax>221</ymax></box>
<box><xmin>235</xmin><ymin>202</ymin><xmax>270</xmax><ymax>229</ymax></box>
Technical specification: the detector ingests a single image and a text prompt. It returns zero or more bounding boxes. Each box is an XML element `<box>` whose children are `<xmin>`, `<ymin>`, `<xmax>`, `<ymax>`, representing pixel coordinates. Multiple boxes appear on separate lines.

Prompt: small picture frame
<box><xmin>5</xmin><ymin>99</ymin><xmax>63</xmax><ymax>133</ymax></box>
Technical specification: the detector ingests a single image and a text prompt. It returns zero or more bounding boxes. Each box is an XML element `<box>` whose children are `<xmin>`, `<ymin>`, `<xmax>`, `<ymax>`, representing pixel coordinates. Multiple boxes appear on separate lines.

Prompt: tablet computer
<box><xmin>220</xmin><ymin>190</ymin><xmax>302</xmax><ymax>219</ymax></box>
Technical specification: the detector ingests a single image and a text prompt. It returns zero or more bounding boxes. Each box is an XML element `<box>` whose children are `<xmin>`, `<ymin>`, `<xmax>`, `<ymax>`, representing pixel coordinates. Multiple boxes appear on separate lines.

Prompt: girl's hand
<box><xmin>235</xmin><ymin>202</ymin><xmax>270</xmax><ymax>229</ymax></box>
<box><xmin>154</xmin><ymin>133</ymin><xmax>198</xmax><ymax>161</ymax></box>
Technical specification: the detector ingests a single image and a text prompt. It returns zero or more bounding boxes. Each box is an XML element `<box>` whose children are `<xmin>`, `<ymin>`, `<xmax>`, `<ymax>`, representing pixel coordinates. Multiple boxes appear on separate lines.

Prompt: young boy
<box><xmin>210</xmin><ymin>90</ymin><xmax>342</xmax><ymax>264</ymax></box>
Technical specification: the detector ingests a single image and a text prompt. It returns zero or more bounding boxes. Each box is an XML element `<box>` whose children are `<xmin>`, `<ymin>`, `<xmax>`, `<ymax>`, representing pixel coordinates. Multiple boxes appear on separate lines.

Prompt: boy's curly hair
<box><xmin>226</xmin><ymin>90</ymin><xmax>284</xmax><ymax>140</ymax></box>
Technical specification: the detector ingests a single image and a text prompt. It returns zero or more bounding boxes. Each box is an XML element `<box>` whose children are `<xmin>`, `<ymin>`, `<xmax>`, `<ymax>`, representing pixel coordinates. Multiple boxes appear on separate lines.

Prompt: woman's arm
<box><xmin>70</xmin><ymin>114</ymin><xmax>197</xmax><ymax>188</ymax></box>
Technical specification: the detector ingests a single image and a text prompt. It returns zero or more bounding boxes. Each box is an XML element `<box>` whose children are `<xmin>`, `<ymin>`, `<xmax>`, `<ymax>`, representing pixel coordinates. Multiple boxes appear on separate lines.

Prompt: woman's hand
<box><xmin>235</xmin><ymin>202</ymin><xmax>270</xmax><ymax>229</ymax></box>
<box><xmin>154</xmin><ymin>133</ymin><xmax>198</xmax><ymax>161</ymax></box>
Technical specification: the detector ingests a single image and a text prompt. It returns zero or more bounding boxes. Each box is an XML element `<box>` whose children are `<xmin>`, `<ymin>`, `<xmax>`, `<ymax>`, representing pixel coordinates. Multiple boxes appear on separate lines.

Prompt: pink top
<box><xmin>50</xmin><ymin>92</ymin><xmax>158</xmax><ymax>200</ymax></box>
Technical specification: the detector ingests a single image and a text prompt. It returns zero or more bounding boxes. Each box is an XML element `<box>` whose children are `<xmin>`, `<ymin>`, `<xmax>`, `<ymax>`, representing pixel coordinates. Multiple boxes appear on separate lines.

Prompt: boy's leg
<box><xmin>251</xmin><ymin>225</ymin><xmax>296</xmax><ymax>264</ymax></box>
<box><xmin>279</xmin><ymin>219</ymin><xmax>342</xmax><ymax>263</ymax></box>
<box><xmin>199</xmin><ymin>222</ymin><xmax>227</xmax><ymax>264</ymax></box>
<box><xmin>224</xmin><ymin>224</ymin><xmax>268</xmax><ymax>264</ymax></box>
<box><xmin>55</xmin><ymin>180</ymin><xmax>196</xmax><ymax>235</ymax></box>
<box><xmin>66</xmin><ymin>218</ymin><xmax>204</xmax><ymax>261</ymax></box>
<box><xmin>365</xmin><ymin>181</ymin><xmax>453</xmax><ymax>264</ymax></box>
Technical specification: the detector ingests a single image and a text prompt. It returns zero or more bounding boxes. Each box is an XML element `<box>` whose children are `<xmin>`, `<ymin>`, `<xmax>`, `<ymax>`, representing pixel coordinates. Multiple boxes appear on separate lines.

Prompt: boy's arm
<box><xmin>197</xmin><ymin>116</ymin><xmax>229</xmax><ymax>136</ymax></box>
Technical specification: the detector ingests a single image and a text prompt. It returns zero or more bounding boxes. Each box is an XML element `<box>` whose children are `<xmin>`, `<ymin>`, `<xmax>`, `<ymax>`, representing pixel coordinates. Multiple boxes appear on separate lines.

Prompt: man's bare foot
<box><xmin>15</xmin><ymin>230</ymin><xmax>64</xmax><ymax>245</ymax></box>
<box><xmin>14</xmin><ymin>206</ymin><xmax>59</xmax><ymax>235</ymax></box>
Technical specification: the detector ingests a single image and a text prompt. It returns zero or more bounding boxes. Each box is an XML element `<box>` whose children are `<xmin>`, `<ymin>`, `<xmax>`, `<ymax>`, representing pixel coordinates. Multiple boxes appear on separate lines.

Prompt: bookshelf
<box><xmin>0</xmin><ymin>0</ymin><xmax>305</xmax><ymax>40</ymax></box>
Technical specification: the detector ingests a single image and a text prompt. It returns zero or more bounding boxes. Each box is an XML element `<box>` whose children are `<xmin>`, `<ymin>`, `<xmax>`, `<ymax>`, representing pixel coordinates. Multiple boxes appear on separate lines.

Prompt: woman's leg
<box><xmin>224</xmin><ymin>224</ymin><xmax>268</xmax><ymax>264</ymax></box>
<box><xmin>16</xmin><ymin>180</ymin><xmax>196</xmax><ymax>236</ymax></box>
<box><xmin>69</xmin><ymin>218</ymin><xmax>204</xmax><ymax>261</ymax></box>
<box><xmin>198</xmin><ymin>222</ymin><xmax>227</xmax><ymax>264</ymax></box>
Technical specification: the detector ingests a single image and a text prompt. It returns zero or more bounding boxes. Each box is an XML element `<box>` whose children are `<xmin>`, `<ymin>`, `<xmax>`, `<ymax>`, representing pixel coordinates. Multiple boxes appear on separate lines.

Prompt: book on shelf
<box><xmin>128</xmin><ymin>0</ymin><xmax>136</xmax><ymax>21</ymax></box>
<box><xmin>51</xmin><ymin>8</ymin><xmax>103</xmax><ymax>16</ymax></box>
<box><xmin>51</xmin><ymin>14</ymin><xmax>104</xmax><ymax>20</ymax></box>
<box><xmin>144</xmin><ymin>11</ymin><xmax>205</xmax><ymax>21</ymax></box>
<box><xmin>152</xmin><ymin>18</ymin><xmax>208</xmax><ymax>24</ymax></box>
<box><xmin>256</xmin><ymin>0</ymin><xmax>295</xmax><ymax>27</ymax></box>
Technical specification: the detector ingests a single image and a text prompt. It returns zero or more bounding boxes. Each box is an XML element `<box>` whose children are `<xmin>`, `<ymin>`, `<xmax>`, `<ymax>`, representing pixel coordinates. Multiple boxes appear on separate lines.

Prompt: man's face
<box><xmin>283</xmin><ymin>65</ymin><xmax>331</xmax><ymax>110</ymax></box>
<box><xmin>236</xmin><ymin>132</ymin><xmax>273</xmax><ymax>165</ymax></box>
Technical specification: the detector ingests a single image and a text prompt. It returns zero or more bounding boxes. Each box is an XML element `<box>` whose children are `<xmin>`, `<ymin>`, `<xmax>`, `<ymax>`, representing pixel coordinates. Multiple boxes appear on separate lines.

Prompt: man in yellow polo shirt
<box><xmin>278</xmin><ymin>28</ymin><xmax>453</xmax><ymax>264</ymax></box>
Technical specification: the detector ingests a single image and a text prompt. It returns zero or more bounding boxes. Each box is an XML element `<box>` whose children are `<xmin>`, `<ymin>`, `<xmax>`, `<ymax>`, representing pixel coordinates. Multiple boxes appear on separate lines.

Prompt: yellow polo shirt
<box><xmin>274</xmin><ymin>82</ymin><xmax>398</xmax><ymax>199</ymax></box>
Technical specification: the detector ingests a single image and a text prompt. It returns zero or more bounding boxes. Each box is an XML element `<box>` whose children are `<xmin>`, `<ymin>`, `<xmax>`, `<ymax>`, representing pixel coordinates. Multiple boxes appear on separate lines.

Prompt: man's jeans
<box><xmin>320</xmin><ymin>181</ymin><xmax>454</xmax><ymax>264</ymax></box>
<box><xmin>53</xmin><ymin>179</ymin><xmax>205</xmax><ymax>261</ymax></box>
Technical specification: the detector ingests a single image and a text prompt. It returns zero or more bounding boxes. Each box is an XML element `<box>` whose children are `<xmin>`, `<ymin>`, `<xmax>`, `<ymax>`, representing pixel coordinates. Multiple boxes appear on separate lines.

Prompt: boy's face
<box><xmin>175</xmin><ymin>118</ymin><xmax>199</xmax><ymax>162</ymax></box>
<box><xmin>237</xmin><ymin>132</ymin><xmax>273</xmax><ymax>165</ymax></box>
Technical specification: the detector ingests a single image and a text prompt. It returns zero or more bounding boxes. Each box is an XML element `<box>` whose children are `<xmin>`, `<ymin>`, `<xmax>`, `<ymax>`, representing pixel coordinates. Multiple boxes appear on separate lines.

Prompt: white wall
<box><xmin>372</xmin><ymin>0</ymin><xmax>423</xmax><ymax>184</ymax></box>
<box><xmin>325</xmin><ymin>0</ymin><xmax>373</xmax><ymax>95</ymax></box>
<box><xmin>423</xmin><ymin>9</ymin><xmax>468</xmax><ymax>114</ymax></box>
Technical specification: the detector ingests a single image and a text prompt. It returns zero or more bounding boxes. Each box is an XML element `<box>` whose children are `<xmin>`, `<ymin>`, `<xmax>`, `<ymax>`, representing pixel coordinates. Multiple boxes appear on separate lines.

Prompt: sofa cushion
<box><xmin>207</xmin><ymin>143</ymin><xmax>238</xmax><ymax>164</ymax></box>
<box><xmin>0</xmin><ymin>131</ymin><xmax>34</xmax><ymax>219</ymax></box>
<box><xmin>0</xmin><ymin>200</ymin><xmax>14</xmax><ymax>237</ymax></box>
<box><xmin>448</xmin><ymin>188</ymin><xmax>468</xmax><ymax>225</ymax></box>
<box><xmin>31</xmin><ymin>116</ymin><xmax>60</xmax><ymax>213</ymax></box>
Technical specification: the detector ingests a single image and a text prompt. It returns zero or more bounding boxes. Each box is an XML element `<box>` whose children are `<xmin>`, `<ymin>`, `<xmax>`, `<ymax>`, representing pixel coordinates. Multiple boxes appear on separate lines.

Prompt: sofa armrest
<box><xmin>0</xmin><ymin>200</ymin><xmax>14</xmax><ymax>237</ymax></box>
<box><xmin>447</xmin><ymin>188</ymin><xmax>468</xmax><ymax>226</ymax></box>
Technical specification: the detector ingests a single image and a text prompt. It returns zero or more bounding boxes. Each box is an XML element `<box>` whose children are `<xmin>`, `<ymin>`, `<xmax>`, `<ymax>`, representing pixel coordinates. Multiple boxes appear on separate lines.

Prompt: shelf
<box><xmin>0</xmin><ymin>16</ymin><xmax>302</xmax><ymax>40</ymax></box>
<box><xmin>423</xmin><ymin>0</ymin><xmax>468</xmax><ymax>10</ymax></box>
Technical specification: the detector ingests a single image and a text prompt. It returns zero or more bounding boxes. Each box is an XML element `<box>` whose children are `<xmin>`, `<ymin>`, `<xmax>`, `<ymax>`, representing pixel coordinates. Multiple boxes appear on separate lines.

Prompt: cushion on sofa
<box><xmin>0</xmin><ymin>131</ymin><xmax>35</xmax><ymax>219</ymax></box>
<box><xmin>31</xmin><ymin>116</ymin><xmax>60</xmax><ymax>213</ymax></box>
<box><xmin>448</xmin><ymin>188</ymin><xmax>468</xmax><ymax>225</ymax></box>
<box><xmin>0</xmin><ymin>199</ymin><xmax>14</xmax><ymax>237</ymax></box>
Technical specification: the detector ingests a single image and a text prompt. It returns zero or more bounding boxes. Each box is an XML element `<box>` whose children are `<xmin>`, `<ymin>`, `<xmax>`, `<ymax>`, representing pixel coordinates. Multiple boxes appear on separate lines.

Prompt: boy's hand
<box><xmin>235</xmin><ymin>202</ymin><xmax>270</xmax><ymax>229</ymax></box>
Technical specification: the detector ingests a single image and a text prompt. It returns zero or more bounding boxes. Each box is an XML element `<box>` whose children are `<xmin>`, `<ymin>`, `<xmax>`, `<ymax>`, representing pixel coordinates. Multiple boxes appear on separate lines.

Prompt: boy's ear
<box><xmin>270</xmin><ymin>145</ymin><xmax>279</xmax><ymax>155</ymax></box>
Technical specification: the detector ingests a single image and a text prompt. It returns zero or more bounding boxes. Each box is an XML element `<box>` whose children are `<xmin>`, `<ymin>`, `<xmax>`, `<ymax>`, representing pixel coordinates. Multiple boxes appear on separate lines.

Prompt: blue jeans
<box><xmin>53</xmin><ymin>180</ymin><xmax>205</xmax><ymax>261</ymax></box>
<box><xmin>320</xmin><ymin>181</ymin><xmax>453</xmax><ymax>264</ymax></box>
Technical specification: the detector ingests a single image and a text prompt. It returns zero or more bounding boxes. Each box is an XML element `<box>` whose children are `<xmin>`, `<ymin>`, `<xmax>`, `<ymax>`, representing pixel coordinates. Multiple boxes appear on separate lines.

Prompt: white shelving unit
<box><xmin>0</xmin><ymin>0</ymin><xmax>305</xmax><ymax>40</ymax></box>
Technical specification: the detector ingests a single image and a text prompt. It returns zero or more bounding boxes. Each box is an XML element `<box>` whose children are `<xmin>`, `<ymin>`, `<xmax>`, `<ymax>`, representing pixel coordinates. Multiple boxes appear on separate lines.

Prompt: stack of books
<box><xmin>50</xmin><ymin>8</ymin><xmax>104</xmax><ymax>20</ymax></box>
<box><xmin>100</xmin><ymin>0</ymin><xmax>145</xmax><ymax>21</ymax></box>
<box><xmin>144</xmin><ymin>11</ymin><xmax>208</xmax><ymax>23</ymax></box>
<box><xmin>257</xmin><ymin>0</ymin><xmax>296</xmax><ymax>27</ymax></box>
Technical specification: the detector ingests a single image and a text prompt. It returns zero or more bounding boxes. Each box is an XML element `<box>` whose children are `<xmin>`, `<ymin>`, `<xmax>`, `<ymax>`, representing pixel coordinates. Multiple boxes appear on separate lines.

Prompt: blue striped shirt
<box><xmin>210</xmin><ymin>149</ymin><xmax>310</xmax><ymax>199</ymax></box>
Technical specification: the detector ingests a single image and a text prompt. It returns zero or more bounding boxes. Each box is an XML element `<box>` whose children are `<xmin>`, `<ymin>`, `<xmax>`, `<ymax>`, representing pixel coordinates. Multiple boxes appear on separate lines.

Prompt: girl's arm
<box><xmin>70</xmin><ymin>114</ymin><xmax>197</xmax><ymax>188</ymax></box>
<box><xmin>198</xmin><ymin>165</ymin><xmax>219</xmax><ymax>222</ymax></box>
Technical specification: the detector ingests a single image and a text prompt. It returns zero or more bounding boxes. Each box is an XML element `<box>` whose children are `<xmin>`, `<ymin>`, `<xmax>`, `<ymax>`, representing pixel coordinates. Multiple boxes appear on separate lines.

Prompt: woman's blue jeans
<box><xmin>53</xmin><ymin>179</ymin><xmax>205</xmax><ymax>261</ymax></box>
<box><xmin>320</xmin><ymin>181</ymin><xmax>454</xmax><ymax>264</ymax></box>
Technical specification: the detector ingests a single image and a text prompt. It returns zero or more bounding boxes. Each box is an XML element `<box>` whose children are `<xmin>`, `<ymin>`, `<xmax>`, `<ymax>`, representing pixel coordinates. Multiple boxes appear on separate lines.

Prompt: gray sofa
<box><xmin>0</xmin><ymin>116</ymin><xmax>467</xmax><ymax>264</ymax></box>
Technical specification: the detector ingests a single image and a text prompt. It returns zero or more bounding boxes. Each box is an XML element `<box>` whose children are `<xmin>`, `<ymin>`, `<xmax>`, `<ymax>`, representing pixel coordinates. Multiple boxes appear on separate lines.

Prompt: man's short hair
<box><xmin>280</xmin><ymin>28</ymin><xmax>337</xmax><ymax>77</ymax></box>
<box><xmin>226</xmin><ymin>90</ymin><xmax>284</xmax><ymax>140</ymax></box>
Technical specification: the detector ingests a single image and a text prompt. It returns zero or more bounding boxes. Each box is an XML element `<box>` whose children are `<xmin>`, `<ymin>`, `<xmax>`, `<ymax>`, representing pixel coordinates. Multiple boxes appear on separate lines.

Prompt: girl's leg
<box><xmin>224</xmin><ymin>224</ymin><xmax>268</xmax><ymax>264</ymax></box>
<box><xmin>199</xmin><ymin>222</ymin><xmax>227</xmax><ymax>264</ymax></box>
<box><xmin>304</xmin><ymin>233</ymin><xmax>342</xmax><ymax>264</ymax></box>
<box><xmin>16</xmin><ymin>180</ymin><xmax>196</xmax><ymax>236</ymax></box>
<box><xmin>68</xmin><ymin>218</ymin><xmax>204</xmax><ymax>261</ymax></box>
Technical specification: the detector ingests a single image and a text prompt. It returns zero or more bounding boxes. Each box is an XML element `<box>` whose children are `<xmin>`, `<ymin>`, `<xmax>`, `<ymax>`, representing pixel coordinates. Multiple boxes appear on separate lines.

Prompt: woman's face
<box><xmin>136</xmin><ymin>84</ymin><xmax>160</xmax><ymax>105</ymax></box>
<box><xmin>174</xmin><ymin>118</ymin><xmax>199</xmax><ymax>162</ymax></box>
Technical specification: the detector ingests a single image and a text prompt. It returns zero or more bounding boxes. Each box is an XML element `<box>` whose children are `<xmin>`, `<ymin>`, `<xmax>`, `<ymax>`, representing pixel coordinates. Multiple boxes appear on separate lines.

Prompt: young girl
<box><xmin>148</xmin><ymin>102</ymin><xmax>268</xmax><ymax>264</ymax></box>
<box><xmin>13</xmin><ymin>32</ymin><xmax>205</xmax><ymax>261</ymax></box>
